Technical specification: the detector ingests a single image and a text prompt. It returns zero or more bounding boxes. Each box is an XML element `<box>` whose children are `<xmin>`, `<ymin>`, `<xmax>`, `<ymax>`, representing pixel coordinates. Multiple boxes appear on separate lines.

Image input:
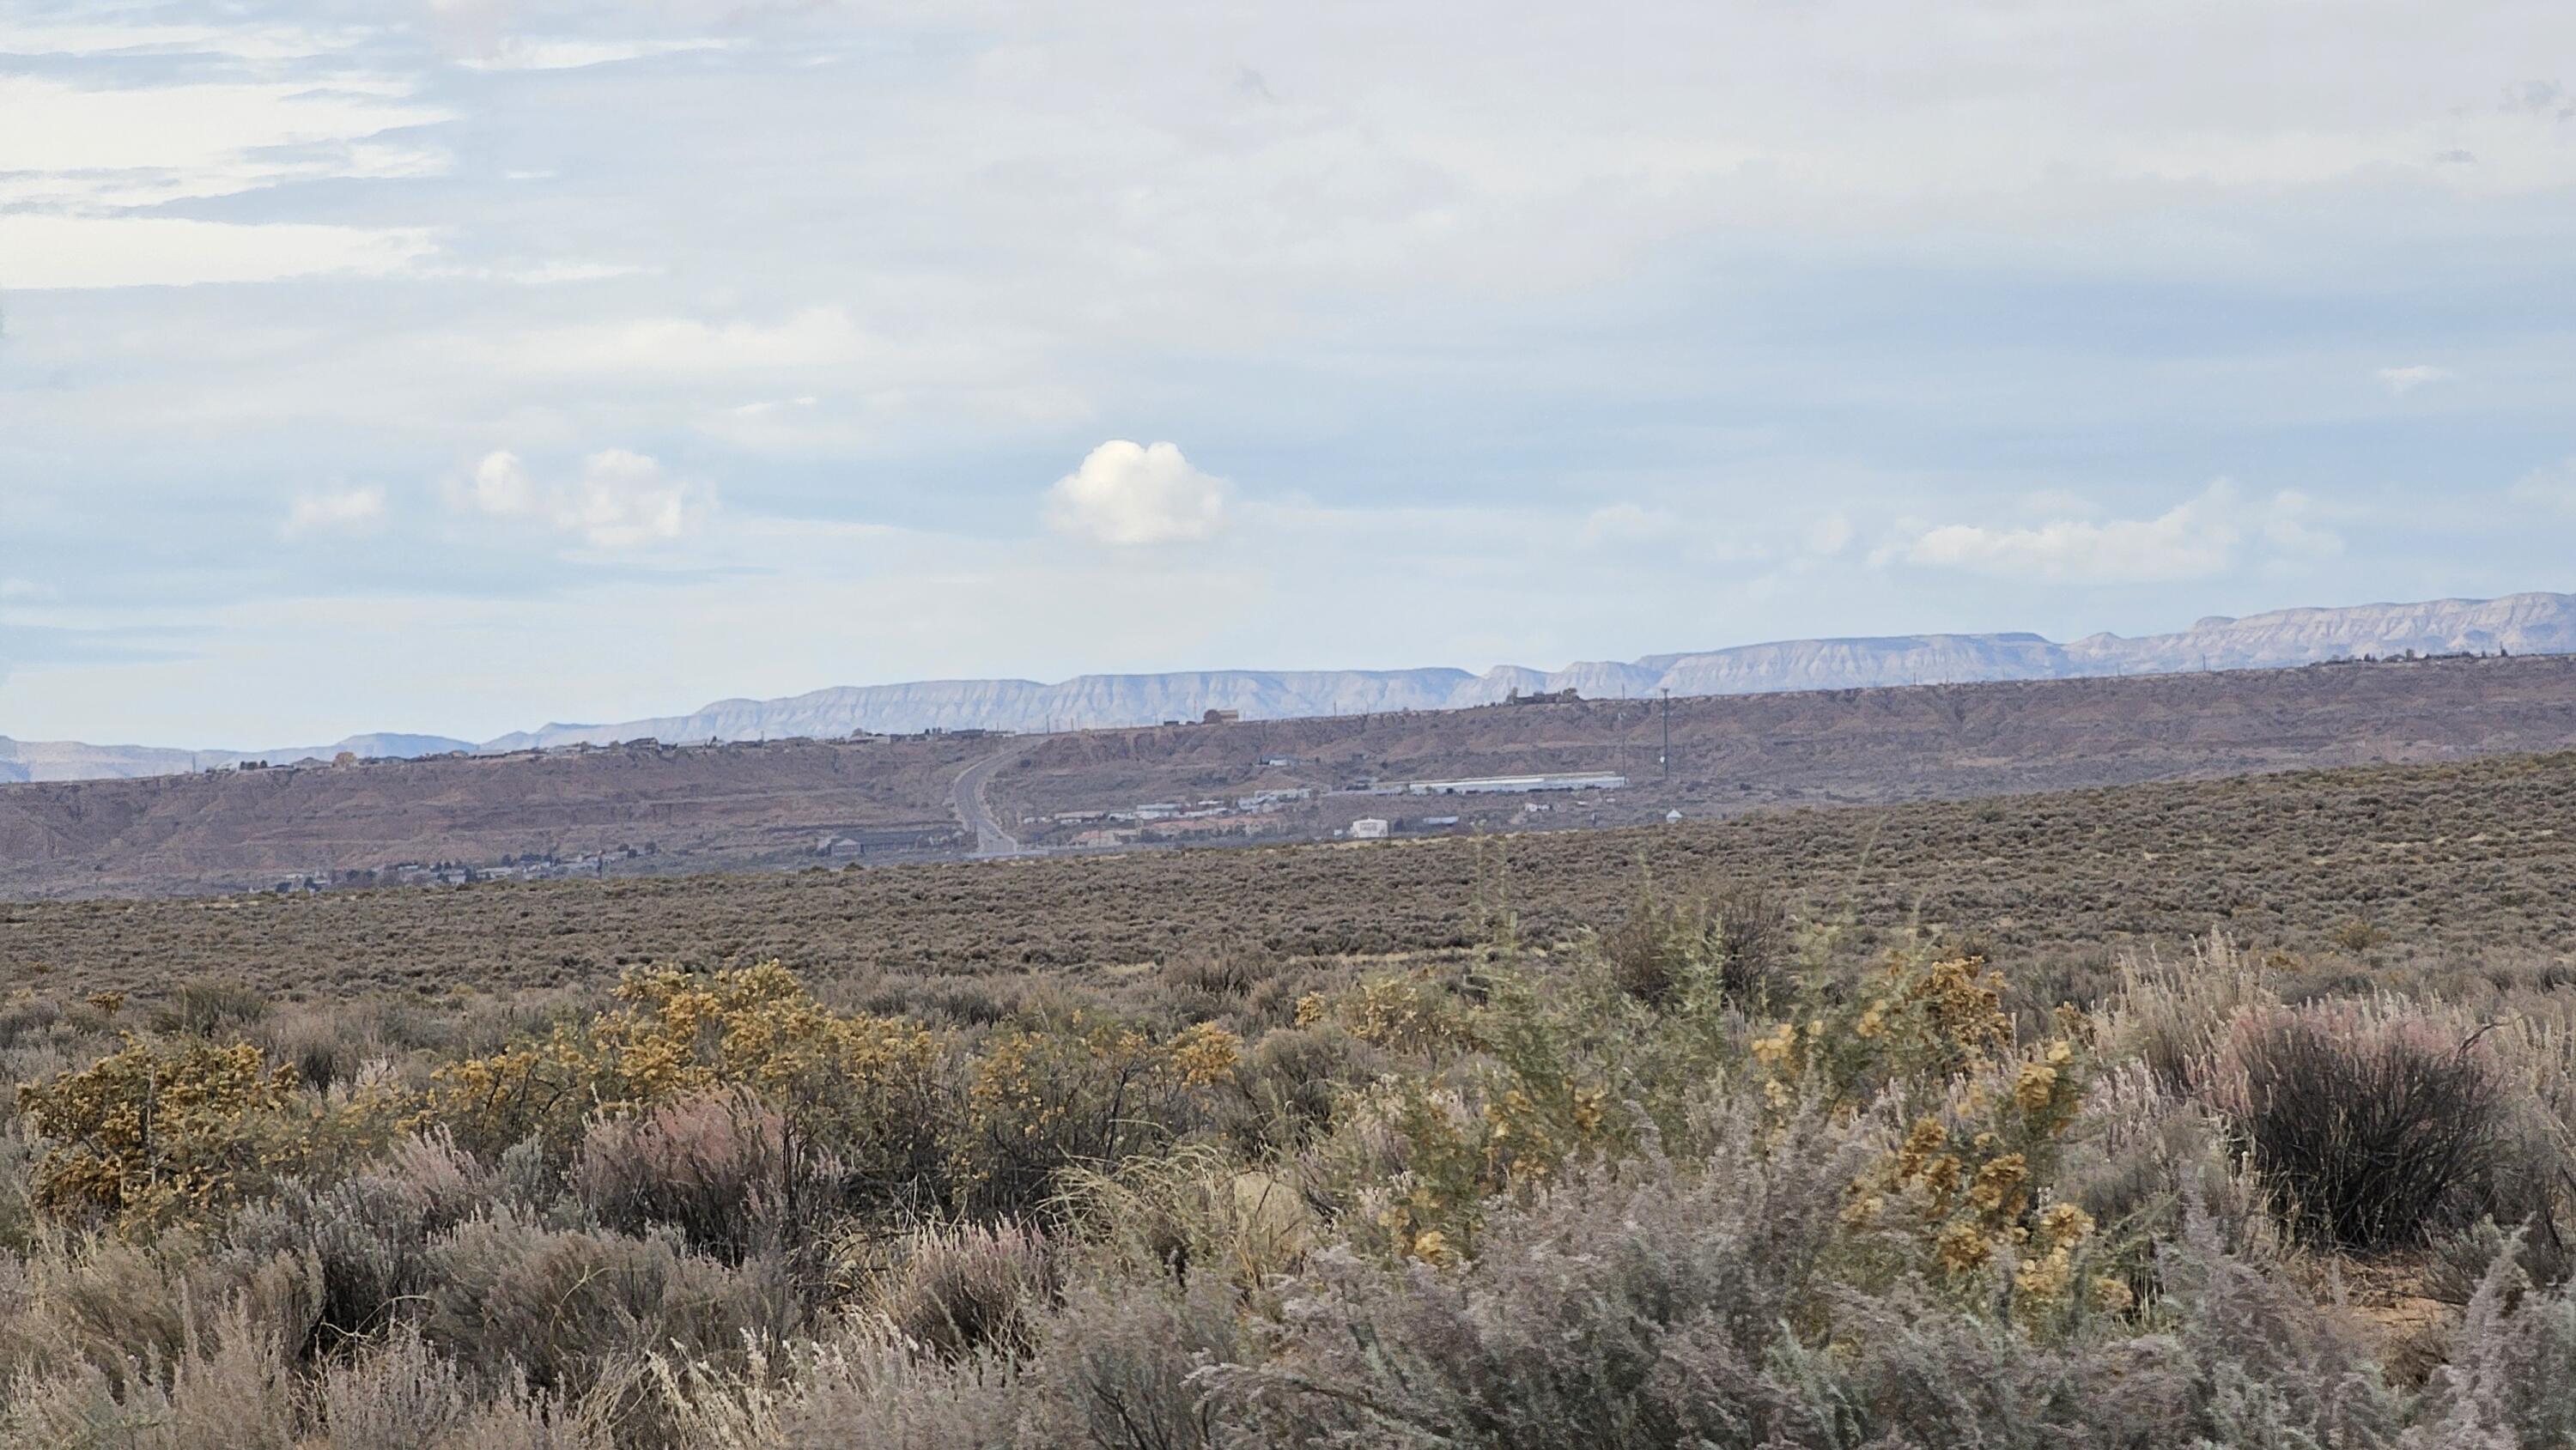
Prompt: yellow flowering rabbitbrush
<box><xmin>423</xmin><ymin>962</ymin><xmax>945</xmax><ymax>1185</ymax></box>
<box><xmin>20</xmin><ymin>1034</ymin><xmax>399</xmax><ymax>1231</ymax></box>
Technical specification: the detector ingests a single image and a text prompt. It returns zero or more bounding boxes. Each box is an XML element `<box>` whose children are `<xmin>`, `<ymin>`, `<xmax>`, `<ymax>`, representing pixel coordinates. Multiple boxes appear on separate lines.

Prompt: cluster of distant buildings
<box><xmin>258</xmin><ymin>849</ymin><xmax>637</xmax><ymax>894</ymax></box>
<box><xmin>1052</xmin><ymin>786</ymin><xmax>1318</xmax><ymax>829</ymax></box>
<box><xmin>1050</xmin><ymin>786</ymin><xmax>1320</xmax><ymax>849</ymax></box>
<box><xmin>1041</xmin><ymin>767</ymin><xmax>1639</xmax><ymax>851</ymax></box>
<box><xmin>1333</xmin><ymin>772</ymin><xmax>1631</xmax><ymax>840</ymax></box>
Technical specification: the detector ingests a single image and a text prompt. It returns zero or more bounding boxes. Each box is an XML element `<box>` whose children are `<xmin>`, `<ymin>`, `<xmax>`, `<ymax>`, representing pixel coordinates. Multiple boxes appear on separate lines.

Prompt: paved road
<box><xmin>950</xmin><ymin>746</ymin><xmax>1024</xmax><ymax>857</ymax></box>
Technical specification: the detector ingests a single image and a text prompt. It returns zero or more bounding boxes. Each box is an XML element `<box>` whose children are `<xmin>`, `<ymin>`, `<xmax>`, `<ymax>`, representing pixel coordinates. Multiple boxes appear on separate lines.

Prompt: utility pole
<box><xmin>1659</xmin><ymin>688</ymin><xmax>1670</xmax><ymax>780</ymax></box>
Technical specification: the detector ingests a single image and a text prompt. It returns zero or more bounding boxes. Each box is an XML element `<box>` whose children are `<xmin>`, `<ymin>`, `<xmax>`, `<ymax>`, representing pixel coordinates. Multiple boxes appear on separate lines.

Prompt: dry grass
<box><xmin>5</xmin><ymin>750</ymin><xmax>2573</xmax><ymax>1010</ymax></box>
<box><xmin>3</xmin><ymin>875</ymin><xmax>2576</xmax><ymax>1441</ymax></box>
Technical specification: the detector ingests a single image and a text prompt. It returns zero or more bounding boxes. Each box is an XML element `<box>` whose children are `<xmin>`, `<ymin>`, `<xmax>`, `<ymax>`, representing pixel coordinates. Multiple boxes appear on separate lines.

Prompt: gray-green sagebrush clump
<box><xmin>6</xmin><ymin>882</ymin><xmax>2576</xmax><ymax>1447</ymax></box>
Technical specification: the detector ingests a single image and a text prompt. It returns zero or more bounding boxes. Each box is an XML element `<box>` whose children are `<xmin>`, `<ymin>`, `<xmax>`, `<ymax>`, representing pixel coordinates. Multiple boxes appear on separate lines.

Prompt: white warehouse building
<box><xmin>1400</xmin><ymin>772</ymin><xmax>1628</xmax><ymax>796</ymax></box>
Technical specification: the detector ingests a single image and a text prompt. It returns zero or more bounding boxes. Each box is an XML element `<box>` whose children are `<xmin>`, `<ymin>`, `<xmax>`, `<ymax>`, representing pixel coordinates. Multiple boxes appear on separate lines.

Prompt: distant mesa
<box><xmin>0</xmin><ymin>731</ymin><xmax>477</xmax><ymax>786</ymax></box>
<box><xmin>6</xmin><ymin>591</ymin><xmax>2572</xmax><ymax>784</ymax></box>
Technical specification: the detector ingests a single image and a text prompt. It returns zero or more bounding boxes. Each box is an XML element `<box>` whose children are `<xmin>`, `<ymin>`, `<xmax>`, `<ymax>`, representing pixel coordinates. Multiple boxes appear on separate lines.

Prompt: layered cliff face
<box><xmin>2064</xmin><ymin>594</ymin><xmax>2576</xmax><ymax>674</ymax></box>
<box><xmin>468</xmin><ymin>592</ymin><xmax>2576</xmax><ymax>744</ymax></box>
<box><xmin>13</xmin><ymin>593</ymin><xmax>2573</xmax><ymax>781</ymax></box>
<box><xmin>481</xmin><ymin>670</ymin><xmax>1486</xmax><ymax>752</ymax></box>
<box><xmin>1637</xmin><ymin>634</ymin><xmax>2071</xmax><ymax>696</ymax></box>
<box><xmin>1537</xmin><ymin>595</ymin><xmax>2576</xmax><ymax>701</ymax></box>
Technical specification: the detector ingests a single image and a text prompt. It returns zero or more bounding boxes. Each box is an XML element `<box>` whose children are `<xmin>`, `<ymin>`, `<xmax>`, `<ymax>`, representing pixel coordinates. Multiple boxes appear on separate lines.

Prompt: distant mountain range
<box><xmin>8</xmin><ymin>592</ymin><xmax>2572</xmax><ymax>784</ymax></box>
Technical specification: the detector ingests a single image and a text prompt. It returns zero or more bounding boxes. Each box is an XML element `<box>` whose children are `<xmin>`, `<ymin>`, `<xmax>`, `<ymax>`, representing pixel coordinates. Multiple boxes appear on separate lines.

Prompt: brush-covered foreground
<box><xmin>6</xmin><ymin>889</ymin><xmax>2576</xmax><ymax>1447</ymax></box>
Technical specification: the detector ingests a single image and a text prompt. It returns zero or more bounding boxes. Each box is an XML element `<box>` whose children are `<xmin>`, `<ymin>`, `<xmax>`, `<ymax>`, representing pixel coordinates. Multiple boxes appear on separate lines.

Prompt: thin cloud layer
<box><xmin>0</xmin><ymin>64</ymin><xmax>448</xmax><ymax>286</ymax></box>
<box><xmin>2377</xmin><ymin>365</ymin><xmax>2454</xmax><ymax>394</ymax></box>
<box><xmin>2512</xmin><ymin>459</ymin><xmax>2576</xmax><ymax>514</ymax></box>
<box><xmin>1895</xmin><ymin>484</ymin><xmax>2343</xmax><ymax>585</ymax></box>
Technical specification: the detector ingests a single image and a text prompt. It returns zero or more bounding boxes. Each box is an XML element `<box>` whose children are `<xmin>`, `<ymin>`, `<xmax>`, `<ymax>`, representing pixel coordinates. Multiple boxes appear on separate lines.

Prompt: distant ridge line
<box><xmin>7</xmin><ymin>590</ymin><xmax>2572</xmax><ymax>783</ymax></box>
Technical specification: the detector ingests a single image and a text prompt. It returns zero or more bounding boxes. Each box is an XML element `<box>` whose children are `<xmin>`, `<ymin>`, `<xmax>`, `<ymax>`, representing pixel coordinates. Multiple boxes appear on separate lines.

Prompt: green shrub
<box><xmin>570</xmin><ymin>1090</ymin><xmax>821</xmax><ymax>1260</ymax></box>
<box><xmin>422</xmin><ymin>1210</ymin><xmax>786</xmax><ymax>1401</ymax></box>
<box><xmin>2202</xmin><ymin>1000</ymin><xmax>2514</xmax><ymax>1250</ymax></box>
<box><xmin>864</xmin><ymin>1221</ymin><xmax>1060</xmax><ymax>1359</ymax></box>
<box><xmin>150</xmin><ymin>978</ymin><xmax>272</xmax><ymax>1036</ymax></box>
<box><xmin>1596</xmin><ymin>878</ymin><xmax>1789</xmax><ymax>1010</ymax></box>
<box><xmin>228</xmin><ymin>1133</ymin><xmax>495</xmax><ymax>1350</ymax></box>
<box><xmin>1218</xmin><ymin>1024</ymin><xmax>1379</xmax><ymax>1152</ymax></box>
<box><xmin>951</xmin><ymin>1015</ymin><xmax>1242</xmax><ymax>1217</ymax></box>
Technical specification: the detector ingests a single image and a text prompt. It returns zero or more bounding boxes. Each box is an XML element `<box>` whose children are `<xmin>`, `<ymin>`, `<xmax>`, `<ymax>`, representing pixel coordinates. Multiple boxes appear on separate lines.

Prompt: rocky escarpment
<box><xmin>13</xmin><ymin>592</ymin><xmax>2573</xmax><ymax>780</ymax></box>
<box><xmin>480</xmin><ymin>592</ymin><xmax>2574</xmax><ymax>746</ymax></box>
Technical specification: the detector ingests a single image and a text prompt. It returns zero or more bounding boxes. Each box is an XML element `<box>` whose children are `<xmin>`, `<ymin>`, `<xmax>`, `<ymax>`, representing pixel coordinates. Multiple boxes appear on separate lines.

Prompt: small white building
<box><xmin>1347</xmin><ymin>817</ymin><xmax>1390</xmax><ymax>840</ymax></box>
<box><xmin>1665</xmin><ymin>809</ymin><xmax>1685</xmax><ymax>824</ymax></box>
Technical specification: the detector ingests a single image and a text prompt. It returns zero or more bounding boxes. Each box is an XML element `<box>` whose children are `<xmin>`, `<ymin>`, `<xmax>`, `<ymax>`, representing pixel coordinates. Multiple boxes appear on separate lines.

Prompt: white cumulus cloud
<box><xmin>1044</xmin><ymin>440</ymin><xmax>1231</xmax><ymax>547</ymax></box>
<box><xmin>1893</xmin><ymin>481</ymin><xmax>2340</xmax><ymax>584</ymax></box>
<box><xmin>461</xmin><ymin>450</ymin><xmax>544</xmax><ymax>519</ymax></box>
<box><xmin>451</xmin><ymin>449</ymin><xmax>710</xmax><ymax>549</ymax></box>
<box><xmin>283</xmin><ymin>484</ymin><xmax>388</xmax><ymax>537</ymax></box>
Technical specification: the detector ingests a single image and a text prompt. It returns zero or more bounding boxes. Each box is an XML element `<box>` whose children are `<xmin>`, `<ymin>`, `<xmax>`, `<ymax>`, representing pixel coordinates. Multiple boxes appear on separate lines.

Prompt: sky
<box><xmin>3</xmin><ymin>0</ymin><xmax>2573</xmax><ymax>748</ymax></box>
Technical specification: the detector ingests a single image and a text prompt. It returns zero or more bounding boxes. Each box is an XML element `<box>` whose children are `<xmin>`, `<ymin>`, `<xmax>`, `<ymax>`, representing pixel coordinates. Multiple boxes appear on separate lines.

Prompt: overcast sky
<box><xmin>3</xmin><ymin>0</ymin><xmax>2573</xmax><ymax>747</ymax></box>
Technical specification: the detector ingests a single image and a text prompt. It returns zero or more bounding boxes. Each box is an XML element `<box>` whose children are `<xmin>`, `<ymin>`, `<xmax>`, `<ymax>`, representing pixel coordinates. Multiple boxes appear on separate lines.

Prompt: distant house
<box><xmin>1506</xmin><ymin>687</ymin><xmax>1581</xmax><ymax>706</ymax></box>
<box><xmin>1202</xmin><ymin>708</ymin><xmax>1242</xmax><ymax>725</ymax></box>
<box><xmin>1348</xmin><ymin>817</ymin><xmax>1390</xmax><ymax>840</ymax></box>
<box><xmin>1665</xmin><ymin>809</ymin><xmax>1685</xmax><ymax>824</ymax></box>
<box><xmin>1236</xmin><ymin>786</ymin><xmax>1313</xmax><ymax>810</ymax></box>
